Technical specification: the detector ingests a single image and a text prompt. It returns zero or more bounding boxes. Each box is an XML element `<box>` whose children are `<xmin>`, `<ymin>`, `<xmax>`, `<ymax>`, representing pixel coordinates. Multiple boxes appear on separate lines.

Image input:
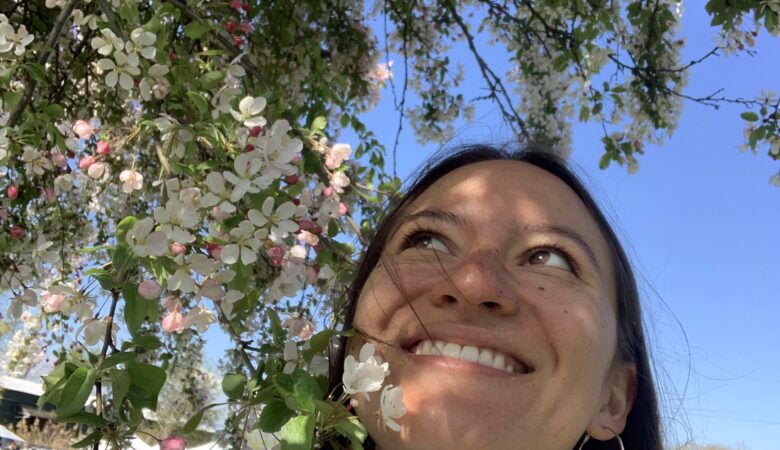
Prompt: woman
<box><xmin>330</xmin><ymin>144</ymin><xmax>662</xmax><ymax>450</ymax></box>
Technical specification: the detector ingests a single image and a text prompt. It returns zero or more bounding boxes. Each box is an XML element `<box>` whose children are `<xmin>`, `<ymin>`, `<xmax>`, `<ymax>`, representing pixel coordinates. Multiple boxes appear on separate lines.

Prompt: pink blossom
<box><xmin>338</xmin><ymin>202</ymin><xmax>348</xmax><ymax>216</ymax></box>
<box><xmin>239</xmin><ymin>21</ymin><xmax>253</xmax><ymax>33</ymax></box>
<box><xmin>207</xmin><ymin>243</ymin><xmax>223</xmax><ymax>260</ymax></box>
<box><xmin>324</xmin><ymin>143</ymin><xmax>352</xmax><ymax>169</ymax></box>
<box><xmin>7</xmin><ymin>184</ymin><xmax>19</xmax><ymax>200</ymax></box>
<box><xmin>119</xmin><ymin>169</ymin><xmax>143</xmax><ymax>193</ymax></box>
<box><xmin>96</xmin><ymin>141</ymin><xmax>110</xmax><ymax>155</ymax></box>
<box><xmin>87</xmin><ymin>162</ymin><xmax>107</xmax><ymax>179</ymax></box>
<box><xmin>9</xmin><ymin>226</ymin><xmax>25</xmax><ymax>238</ymax></box>
<box><xmin>323</xmin><ymin>186</ymin><xmax>334</xmax><ymax>198</ymax></box>
<box><xmin>268</xmin><ymin>245</ymin><xmax>285</xmax><ymax>267</ymax></box>
<box><xmin>283</xmin><ymin>315</ymin><xmax>315</xmax><ymax>341</ymax></box>
<box><xmin>297</xmin><ymin>218</ymin><xmax>322</xmax><ymax>235</ymax></box>
<box><xmin>162</xmin><ymin>310</ymin><xmax>185</xmax><ymax>333</ymax></box>
<box><xmin>330</xmin><ymin>172</ymin><xmax>350</xmax><ymax>194</ymax></box>
<box><xmin>51</xmin><ymin>152</ymin><xmax>68</xmax><ymax>168</ymax></box>
<box><xmin>78</xmin><ymin>155</ymin><xmax>96</xmax><ymax>170</ymax></box>
<box><xmin>43</xmin><ymin>187</ymin><xmax>56</xmax><ymax>203</ymax></box>
<box><xmin>40</xmin><ymin>290</ymin><xmax>67</xmax><ymax>313</ymax></box>
<box><xmin>162</xmin><ymin>295</ymin><xmax>179</xmax><ymax>312</ymax></box>
<box><xmin>226</xmin><ymin>21</ymin><xmax>237</xmax><ymax>34</ymax></box>
<box><xmin>138</xmin><ymin>280</ymin><xmax>162</xmax><ymax>300</ymax></box>
<box><xmin>295</xmin><ymin>230</ymin><xmax>319</xmax><ymax>246</ymax></box>
<box><xmin>288</xmin><ymin>244</ymin><xmax>307</xmax><ymax>265</ymax></box>
<box><xmin>160</xmin><ymin>436</ymin><xmax>186</xmax><ymax>450</ymax></box>
<box><xmin>170</xmin><ymin>242</ymin><xmax>187</xmax><ymax>255</ymax></box>
<box><xmin>72</xmin><ymin>120</ymin><xmax>94</xmax><ymax>139</ymax></box>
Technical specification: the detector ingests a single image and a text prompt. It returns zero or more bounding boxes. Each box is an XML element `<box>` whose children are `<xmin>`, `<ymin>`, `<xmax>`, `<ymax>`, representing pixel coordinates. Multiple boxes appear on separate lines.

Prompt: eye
<box><xmin>402</xmin><ymin>230</ymin><xmax>450</xmax><ymax>253</ymax></box>
<box><xmin>524</xmin><ymin>248</ymin><xmax>575</xmax><ymax>272</ymax></box>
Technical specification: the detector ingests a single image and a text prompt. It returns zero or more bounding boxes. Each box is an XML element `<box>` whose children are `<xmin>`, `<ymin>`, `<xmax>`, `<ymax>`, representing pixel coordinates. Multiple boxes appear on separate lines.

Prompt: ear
<box><xmin>586</xmin><ymin>361</ymin><xmax>637</xmax><ymax>441</ymax></box>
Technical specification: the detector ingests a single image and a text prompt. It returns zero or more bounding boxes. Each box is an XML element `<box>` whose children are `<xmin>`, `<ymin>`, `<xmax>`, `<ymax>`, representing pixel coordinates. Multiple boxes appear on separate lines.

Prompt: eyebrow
<box><xmin>400</xmin><ymin>208</ymin><xmax>603</xmax><ymax>274</ymax></box>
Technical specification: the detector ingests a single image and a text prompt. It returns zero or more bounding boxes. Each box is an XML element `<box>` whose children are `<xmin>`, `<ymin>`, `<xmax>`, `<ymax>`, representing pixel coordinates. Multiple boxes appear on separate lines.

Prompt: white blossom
<box><xmin>231</xmin><ymin>96</ymin><xmax>267</xmax><ymax>128</ymax></box>
<box><xmin>126</xmin><ymin>27</ymin><xmax>157</xmax><ymax>61</ymax></box>
<box><xmin>91</xmin><ymin>28</ymin><xmax>124</xmax><ymax>56</ymax></box>
<box><xmin>126</xmin><ymin>217</ymin><xmax>168</xmax><ymax>257</ymax></box>
<box><xmin>221</xmin><ymin>220</ymin><xmax>262</xmax><ymax>265</ymax></box>
<box><xmin>0</xmin><ymin>22</ymin><xmax>34</xmax><ymax>55</ymax></box>
<box><xmin>342</xmin><ymin>343</ymin><xmax>390</xmax><ymax>395</ymax></box>
<box><xmin>380</xmin><ymin>385</ymin><xmax>406</xmax><ymax>431</ymax></box>
<box><xmin>201</xmin><ymin>171</ymin><xmax>238</xmax><ymax>214</ymax></box>
<box><xmin>97</xmin><ymin>51</ymin><xmax>140</xmax><ymax>90</ymax></box>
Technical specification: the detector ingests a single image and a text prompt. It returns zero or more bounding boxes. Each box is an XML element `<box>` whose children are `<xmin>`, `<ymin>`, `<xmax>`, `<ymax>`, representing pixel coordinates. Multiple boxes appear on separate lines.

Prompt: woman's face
<box><xmin>349</xmin><ymin>160</ymin><xmax>636</xmax><ymax>450</ymax></box>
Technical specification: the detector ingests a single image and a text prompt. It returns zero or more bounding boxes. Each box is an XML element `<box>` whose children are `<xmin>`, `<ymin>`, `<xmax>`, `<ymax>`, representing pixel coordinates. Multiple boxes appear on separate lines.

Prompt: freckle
<box><xmin>564</xmin><ymin>309</ymin><xmax>568</xmax><ymax>314</ymax></box>
<box><xmin>537</xmin><ymin>286</ymin><xmax>545</xmax><ymax>291</ymax></box>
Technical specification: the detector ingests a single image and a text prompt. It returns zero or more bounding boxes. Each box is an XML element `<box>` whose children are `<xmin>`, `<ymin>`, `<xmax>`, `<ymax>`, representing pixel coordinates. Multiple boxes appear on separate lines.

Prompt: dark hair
<box><xmin>328</xmin><ymin>144</ymin><xmax>662</xmax><ymax>450</ymax></box>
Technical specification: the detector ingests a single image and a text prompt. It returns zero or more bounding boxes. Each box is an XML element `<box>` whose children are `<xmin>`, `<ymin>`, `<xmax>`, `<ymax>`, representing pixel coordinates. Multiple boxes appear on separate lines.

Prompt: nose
<box><xmin>430</xmin><ymin>248</ymin><xmax>520</xmax><ymax>315</ymax></box>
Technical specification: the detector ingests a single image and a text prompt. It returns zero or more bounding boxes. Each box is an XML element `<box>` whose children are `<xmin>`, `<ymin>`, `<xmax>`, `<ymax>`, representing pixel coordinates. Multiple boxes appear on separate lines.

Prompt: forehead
<box><xmin>406</xmin><ymin>160</ymin><xmax>614</xmax><ymax>275</ymax></box>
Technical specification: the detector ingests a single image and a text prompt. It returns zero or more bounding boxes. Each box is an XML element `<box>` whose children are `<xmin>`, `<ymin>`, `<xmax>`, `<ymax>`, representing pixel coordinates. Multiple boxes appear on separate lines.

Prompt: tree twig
<box><xmin>92</xmin><ymin>289</ymin><xmax>120</xmax><ymax>450</ymax></box>
<box><xmin>7</xmin><ymin>0</ymin><xmax>80</xmax><ymax>128</ymax></box>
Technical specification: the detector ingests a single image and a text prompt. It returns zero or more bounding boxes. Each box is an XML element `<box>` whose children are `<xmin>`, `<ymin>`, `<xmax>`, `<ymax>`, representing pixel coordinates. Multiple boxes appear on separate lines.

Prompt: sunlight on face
<box><xmin>349</xmin><ymin>160</ymin><xmax>635</xmax><ymax>450</ymax></box>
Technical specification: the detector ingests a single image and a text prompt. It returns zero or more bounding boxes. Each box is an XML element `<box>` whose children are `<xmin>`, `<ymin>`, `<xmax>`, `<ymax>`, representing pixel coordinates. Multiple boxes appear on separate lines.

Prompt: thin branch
<box><xmin>165</xmin><ymin>0</ymin><xmax>269</xmax><ymax>91</ymax></box>
<box><xmin>92</xmin><ymin>289</ymin><xmax>120</xmax><ymax>450</ymax></box>
<box><xmin>7</xmin><ymin>0</ymin><xmax>80</xmax><ymax>128</ymax></box>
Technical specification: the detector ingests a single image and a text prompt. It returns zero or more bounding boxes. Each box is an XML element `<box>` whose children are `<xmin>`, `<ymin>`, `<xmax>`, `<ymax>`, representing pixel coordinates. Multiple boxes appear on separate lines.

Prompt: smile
<box><xmin>409</xmin><ymin>339</ymin><xmax>529</xmax><ymax>374</ymax></box>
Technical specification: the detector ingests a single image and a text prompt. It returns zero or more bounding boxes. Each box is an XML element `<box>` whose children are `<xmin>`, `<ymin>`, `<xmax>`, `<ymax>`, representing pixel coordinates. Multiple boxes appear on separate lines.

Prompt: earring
<box><xmin>577</xmin><ymin>428</ymin><xmax>625</xmax><ymax>450</ymax></box>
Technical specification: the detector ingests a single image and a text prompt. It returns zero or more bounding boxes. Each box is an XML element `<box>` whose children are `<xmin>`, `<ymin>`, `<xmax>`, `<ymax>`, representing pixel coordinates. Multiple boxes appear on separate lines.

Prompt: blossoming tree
<box><xmin>0</xmin><ymin>0</ymin><xmax>777</xmax><ymax>449</ymax></box>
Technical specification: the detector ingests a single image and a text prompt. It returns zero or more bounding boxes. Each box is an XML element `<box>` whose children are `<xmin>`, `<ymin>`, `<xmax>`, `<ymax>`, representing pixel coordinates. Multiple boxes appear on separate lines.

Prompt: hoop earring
<box><xmin>577</xmin><ymin>428</ymin><xmax>625</xmax><ymax>450</ymax></box>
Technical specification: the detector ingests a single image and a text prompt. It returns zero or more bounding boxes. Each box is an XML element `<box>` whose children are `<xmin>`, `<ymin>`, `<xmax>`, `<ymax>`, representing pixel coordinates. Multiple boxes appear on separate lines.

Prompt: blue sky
<box><xmin>205</xmin><ymin>5</ymin><xmax>780</xmax><ymax>448</ymax></box>
<box><xmin>350</xmin><ymin>4</ymin><xmax>780</xmax><ymax>450</ymax></box>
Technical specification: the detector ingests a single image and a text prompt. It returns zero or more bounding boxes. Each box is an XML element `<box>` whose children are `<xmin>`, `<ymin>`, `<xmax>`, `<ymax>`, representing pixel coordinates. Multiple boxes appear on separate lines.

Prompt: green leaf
<box><xmin>331</xmin><ymin>415</ymin><xmax>368</xmax><ymax>448</ymax></box>
<box><xmin>183</xmin><ymin>402</ymin><xmax>227</xmax><ymax>434</ymax></box>
<box><xmin>23</xmin><ymin>62</ymin><xmax>48</xmax><ymax>84</ymax></box>
<box><xmin>258</xmin><ymin>399</ymin><xmax>295</xmax><ymax>433</ymax></box>
<box><xmin>222</xmin><ymin>372</ymin><xmax>247</xmax><ymax>400</ymax></box>
<box><xmin>130</xmin><ymin>334</ymin><xmax>162</xmax><ymax>350</ymax></box>
<box><xmin>273</xmin><ymin>373</ymin><xmax>294</xmax><ymax>396</ymax></box>
<box><xmin>71</xmin><ymin>431</ymin><xmax>103</xmax><ymax>448</ymax></box>
<box><xmin>123</xmin><ymin>283</ymin><xmax>146</xmax><ymax>337</ymax></box>
<box><xmin>301</xmin><ymin>329</ymin><xmax>336</xmax><ymax>362</ymax></box>
<box><xmin>741</xmin><ymin>111</ymin><xmax>760</xmax><ymax>122</ymax></box>
<box><xmin>292</xmin><ymin>370</ymin><xmax>321</xmax><ymax>412</ymax></box>
<box><xmin>184</xmin><ymin>20</ymin><xmax>211</xmax><ymax>39</ymax></box>
<box><xmin>110</xmin><ymin>368</ymin><xmax>130</xmax><ymax>408</ymax></box>
<box><xmin>116</xmin><ymin>215</ymin><xmax>138</xmax><ymax>242</ymax></box>
<box><xmin>66</xmin><ymin>411</ymin><xmax>108</xmax><ymax>427</ymax></box>
<box><xmin>200</xmin><ymin>70</ymin><xmax>225</xmax><ymax>90</ymax></box>
<box><xmin>56</xmin><ymin>367</ymin><xmax>97</xmax><ymax>418</ymax></box>
<box><xmin>187</xmin><ymin>91</ymin><xmax>209</xmax><ymax>115</ymax></box>
<box><xmin>127</xmin><ymin>362</ymin><xmax>166</xmax><ymax>410</ymax></box>
<box><xmin>85</xmin><ymin>268</ymin><xmax>116</xmax><ymax>290</ymax></box>
<box><xmin>112</xmin><ymin>244</ymin><xmax>136</xmax><ymax>279</ymax></box>
<box><xmin>599</xmin><ymin>153</ymin><xmax>612</xmax><ymax>170</ymax></box>
<box><xmin>100</xmin><ymin>351</ymin><xmax>136</xmax><ymax>369</ymax></box>
<box><xmin>311</xmin><ymin>116</ymin><xmax>327</xmax><ymax>132</ymax></box>
<box><xmin>41</xmin><ymin>103</ymin><xmax>65</xmax><ymax>118</ymax></box>
<box><xmin>280</xmin><ymin>414</ymin><xmax>315</xmax><ymax>450</ymax></box>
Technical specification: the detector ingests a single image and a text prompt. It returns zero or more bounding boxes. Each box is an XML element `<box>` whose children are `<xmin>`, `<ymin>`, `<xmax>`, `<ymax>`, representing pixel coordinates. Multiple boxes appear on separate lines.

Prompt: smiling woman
<box><xmin>328</xmin><ymin>145</ymin><xmax>661</xmax><ymax>450</ymax></box>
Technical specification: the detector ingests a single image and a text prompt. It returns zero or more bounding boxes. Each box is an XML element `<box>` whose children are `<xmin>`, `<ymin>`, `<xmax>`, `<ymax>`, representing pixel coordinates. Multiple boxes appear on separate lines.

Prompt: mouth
<box><xmin>405</xmin><ymin>338</ymin><xmax>532</xmax><ymax>375</ymax></box>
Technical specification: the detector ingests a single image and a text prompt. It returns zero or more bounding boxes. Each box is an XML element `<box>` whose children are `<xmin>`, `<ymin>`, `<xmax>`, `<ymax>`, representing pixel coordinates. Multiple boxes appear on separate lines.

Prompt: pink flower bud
<box><xmin>7</xmin><ymin>184</ymin><xmax>19</xmax><ymax>200</ymax></box>
<box><xmin>323</xmin><ymin>186</ymin><xmax>334</xmax><ymax>198</ymax></box>
<box><xmin>170</xmin><ymin>243</ymin><xmax>187</xmax><ymax>255</ymax></box>
<box><xmin>226</xmin><ymin>21</ymin><xmax>237</xmax><ymax>34</ymax></box>
<box><xmin>267</xmin><ymin>245</ymin><xmax>285</xmax><ymax>259</ymax></box>
<box><xmin>162</xmin><ymin>310</ymin><xmax>185</xmax><ymax>334</ymax></box>
<box><xmin>96</xmin><ymin>141</ymin><xmax>110</xmax><ymax>155</ymax></box>
<box><xmin>239</xmin><ymin>21</ymin><xmax>253</xmax><ymax>33</ymax></box>
<box><xmin>241</xmin><ymin>2</ymin><xmax>250</xmax><ymax>12</ymax></box>
<box><xmin>72</xmin><ymin>120</ymin><xmax>94</xmax><ymax>139</ymax></box>
<box><xmin>230</xmin><ymin>0</ymin><xmax>241</xmax><ymax>10</ymax></box>
<box><xmin>207</xmin><ymin>243</ymin><xmax>223</xmax><ymax>260</ymax></box>
<box><xmin>338</xmin><ymin>202</ymin><xmax>348</xmax><ymax>216</ymax></box>
<box><xmin>43</xmin><ymin>187</ymin><xmax>56</xmax><ymax>203</ymax></box>
<box><xmin>233</xmin><ymin>36</ymin><xmax>244</xmax><ymax>47</ymax></box>
<box><xmin>78</xmin><ymin>155</ymin><xmax>96</xmax><ymax>170</ymax></box>
<box><xmin>160</xmin><ymin>436</ymin><xmax>186</xmax><ymax>450</ymax></box>
<box><xmin>51</xmin><ymin>152</ymin><xmax>68</xmax><ymax>168</ymax></box>
<box><xmin>138</xmin><ymin>280</ymin><xmax>163</xmax><ymax>300</ymax></box>
<box><xmin>289</xmin><ymin>244</ymin><xmax>307</xmax><ymax>265</ymax></box>
<box><xmin>249</xmin><ymin>126</ymin><xmax>263</xmax><ymax>137</ymax></box>
<box><xmin>9</xmin><ymin>226</ymin><xmax>25</xmax><ymax>238</ymax></box>
<box><xmin>284</xmin><ymin>175</ymin><xmax>299</xmax><ymax>185</ymax></box>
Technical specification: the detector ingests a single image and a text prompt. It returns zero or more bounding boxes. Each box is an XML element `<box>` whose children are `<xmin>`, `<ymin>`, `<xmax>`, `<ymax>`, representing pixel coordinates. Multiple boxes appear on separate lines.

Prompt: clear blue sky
<box><xmin>200</xmin><ymin>5</ymin><xmax>779</xmax><ymax>448</ymax></box>
<box><xmin>348</xmin><ymin>5</ymin><xmax>780</xmax><ymax>449</ymax></box>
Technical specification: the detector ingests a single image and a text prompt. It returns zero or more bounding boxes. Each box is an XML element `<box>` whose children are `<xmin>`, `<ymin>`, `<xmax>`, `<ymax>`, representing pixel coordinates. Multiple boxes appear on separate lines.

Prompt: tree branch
<box><xmin>92</xmin><ymin>289</ymin><xmax>120</xmax><ymax>450</ymax></box>
<box><xmin>7</xmin><ymin>0</ymin><xmax>80</xmax><ymax>128</ymax></box>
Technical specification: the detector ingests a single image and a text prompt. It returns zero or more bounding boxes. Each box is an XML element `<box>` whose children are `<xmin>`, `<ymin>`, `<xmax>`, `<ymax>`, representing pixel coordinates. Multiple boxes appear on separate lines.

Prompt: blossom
<box><xmin>201</xmin><ymin>172</ymin><xmax>238</xmax><ymax>214</ymax></box>
<box><xmin>90</xmin><ymin>28</ymin><xmax>123</xmax><ymax>56</ymax></box>
<box><xmin>154</xmin><ymin>199</ymin><xmax>199</xmax><ymax>243</ymax></box>
<box><xmin>96</xmin><ymin>141</ymin><xmax>110</xmax><ymax>155</ymax></box>
<box><xmin>79</xmin><ymin>155</ymin><xmax>96</xmax><ymax>170</ymax></box>
<box><xmin>7</xmin><ymin>184</ymin><xmax>18</xmax><ymax>200</ymax></box>
<box><xmin>140</xmin><ymin>63</ymin><xmax>170</xmax><ymax>101</ymax></box>
<box><xmin>97</xmin><ymin>51</ymin><xmax>141</xmax><ymax>90</ymax></box>
<box><xmin>119</xmin><ymin>169</ymin><xmax>144</xmax><ymax>193</ymax></box>
<box><xmin>138</xmin><ymin>280</ymin><xmax>162</xmax><ymax>299</ymax></box>
<box><xmin>154</xmin><ymin>115</ymin><xmax>192</xmax><ymax>159</ymax></box>
<box><xmin>223</xmin><ymin>151</ymin><xmax>264</xmax><ymax>200</ymax></box>
<box><xmin>126</xmin><ymin>217</ymin><xmax>168</xmax><ymax>257</ymax></box>
<box><xmin>162</xmin><ymin>310</ymin><xmax>185</xmax><ymax>333</ymax></box>
<box><xmin>22</xmin><ymin>146</ymin><xmax>53</xmax><ymax>176</ymax></box>
<box><xmin>72</xmin><ymin>120</ymin><xmax>95</xmax><ymax>139</ymax></box>
<box><xmin>324</xmin><ymin>143</ymin><xmax>352</xmax><ymax>169</ymax></box>
<box><xmin>87</xmin><ymin>161</ymin><xmax>108</xmax><ymax>179</ymax></box>
<box><xmin>78</xmin><ymin>318</ymin><xmax>117</xmax><ymax>346</ymax></box>
<box><xmin>247</xmin><ymin>197</ymin><xmax>299</xmax><ymax>238</ymax></box>
<box><xmin>126</xmin><ymin>28</ymin><xmax>157</xmax><ymax>61</ymax></box>
<box><xmin>219</xmin><ymin>290</ymin><xmax>244</xmax><ymax>320</ymax></box>
<box><xmin>329</xmin><ymin>171</ymin><xmax>350</xmax><ymax>194</ymax></box>
<box><xmin>282</xmin><ymin>315</ymin><xmax>315</xmax><ymax>340</ymax></box>
<box><xmin>380</xmin><ymin>385</ymin><xmax>406</xmax><ymax>431</ymax></box>
<box><xmin>183</xmin><ymin>304</ymin><xmax>216</xmax><ymax>333</ymax></box>
<box><xmin>221</xmin><ymin>220</ymin><xmax>261</xmax><ymax>265</ymax></box>
<box><xmin>40</xmin><ymin>290</ymin><xmax>67</xmax><ymax>313</ymax></box>
<box><xmin>231</xmin><ymin>96</ymin><xmax>267</xmax><ymax>128</ymax></box>
<box><xmin>342</xmin><ymin>343</ymin><xmax>389</xmax><ymax>395</ymax></box>
<box><xmin>0</xmin><ymin>22</ymin><xmax>34</xmax><ymax>56</ymax></box>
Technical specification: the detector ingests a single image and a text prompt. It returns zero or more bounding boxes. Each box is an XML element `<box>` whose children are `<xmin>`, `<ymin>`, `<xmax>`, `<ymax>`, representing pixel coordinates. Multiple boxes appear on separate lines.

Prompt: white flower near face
<box><xmin>119</xmin><ymin>169</ymin><xmax>144</xmax><ymax>193</ymax></box>
<box><xmin>154</xmin><ymin>199</ymin><xmax>199</xmax><ymax>243</ymax></box>
<box><xmin>97</xmin><ymin>51</ymin><xmax>141</xmax><ymax>90</ymax></box>
<box><xmin>0</xmin><ymin>22</ymin><xmax>34</xmax><ymax>56</ymax></box>
<box><xmin>342</xmin><ymin>343</ymin><xmax>390</xmax><ymax>395</ymax></box>
<box><xmin>201</xmin><ymin>171</ymin><xmax>238</xmax><ymax>215</ymax></box>
<box><xmin>90</xmin><ymin>28</ymin><xmax>124</xmax><ymax>56</ymax></box>
<box><xmin>183</xmin><ymin>303</ymin><xmax>216</xmax><ymax>333</ymax></box>
<box><xmin>231</xmin><ymin>96</ymin><xmax>267</xmax><ymax>128</ymax></box>
<box><xmin>126</xmin><ymin>28</ymin><xmax>156</xmax><ymax>61</ymax></box>
<box><xmin>248</xmin><ymin>197</ymin><xmax>298</xmax><ymax>238</ymax></box>
<box><xmin>126</xmin><ymin>217</ymin><xmax>168</xmax><ymax>257</ymax></box>
<box><xmin>21</xmin><ymin>146</ymin><xmax>53</xmax><ymax>176</ymax></box>
<box><xmin>220</xmin><ymin>289</ymin><xmax>244</xmax><ymax>320</ymax></box>
<box><xmin>223</xmin><ymin>151</ymin><xmax>263</xmax><ymax>201</ymax></box>
<box><xmin>221</xmin><ymin>220</ymin><xmax>261</xmax><ymax>265</ymax></box>
<box><xmin>380</xmin><ymin>385</ymin><xmax>406</xmax><ymax>431</ymax></box>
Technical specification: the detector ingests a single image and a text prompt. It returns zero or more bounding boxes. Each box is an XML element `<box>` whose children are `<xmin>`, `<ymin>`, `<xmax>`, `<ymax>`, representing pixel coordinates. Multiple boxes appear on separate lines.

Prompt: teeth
<box><xmin>413</xmin><ymin>339</ymin><xmax>518</xmax><ymax>373</ymax></box>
